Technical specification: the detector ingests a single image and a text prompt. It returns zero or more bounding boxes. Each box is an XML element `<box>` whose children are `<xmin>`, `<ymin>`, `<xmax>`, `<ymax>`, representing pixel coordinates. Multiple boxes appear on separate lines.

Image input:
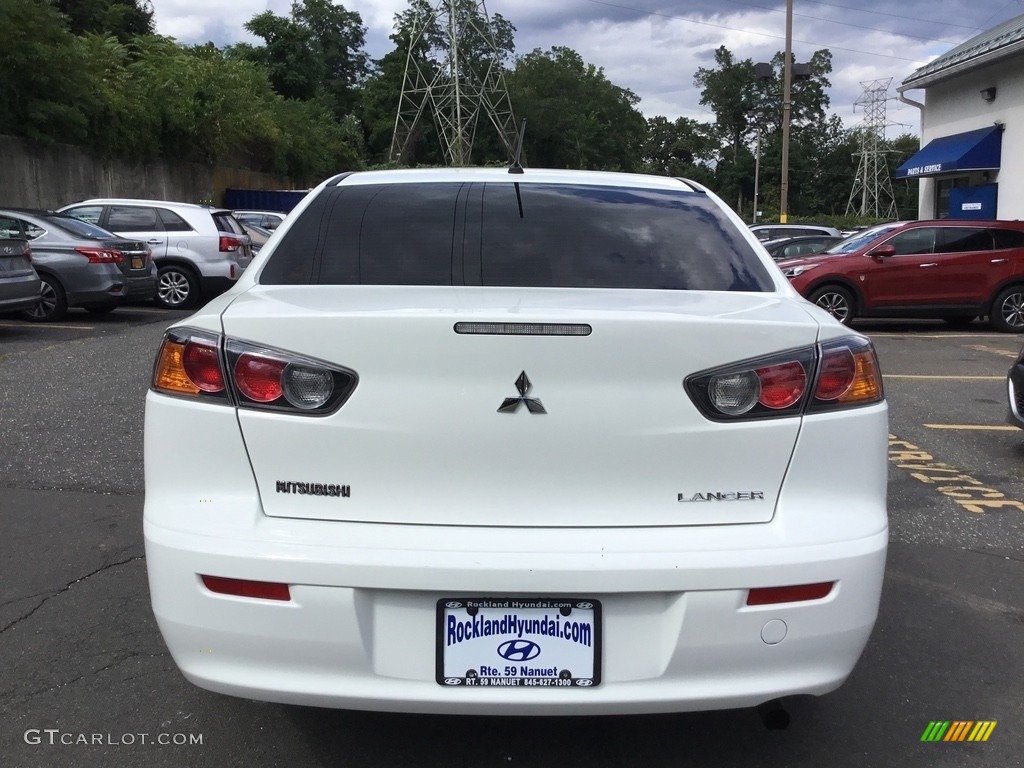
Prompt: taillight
<box><xmin>685</xmin><ymin>337</ymin><xmax>883</xmax><ymax>421</ymax></box>
<box><xmin>75</xmin><ymin>247</ymin><xmax>123</xmax><ymax>263</ymax></box>
<box><xmin>23</xmin><ymin>247</ymin><xmax>32</xmax><ymax>263</ymax></box>
<box><xmin>150</xmin><ymin>329</ymin><xmax>356</xmax><ymax>415</ymax></box>
<box><xmin>219</xmin><ymin>236</ymin><xmax>243</xmax><ymax>252</ymax></box>
<box><xmin>152</xmin><ymin>332</ymin><xmax>227</xmax><ymax>400</ymax></box>
<box><xmin>807</xmin><ymin>338</ymin><xmax>884</xmax><ymax>412</ymax></box>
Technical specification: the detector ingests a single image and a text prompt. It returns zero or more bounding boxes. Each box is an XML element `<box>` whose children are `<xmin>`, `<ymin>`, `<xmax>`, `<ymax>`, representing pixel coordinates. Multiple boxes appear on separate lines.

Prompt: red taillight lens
<box><xmin>755</xmin><ymin>361</ymin><xmax>807</xmax><ymax>410</ymax></box>
<box><xmin>815</xmin><ymin>346</ymin><xmax>856</xmax><ymax>400</ymax></box>
<box><xmin>235</xmin><ymin>353</ymin><xmax>286</xmax><ymax>402</ymax></box>
<box><xmin>219</xmin><ymin>236</ymin><xmax>243</xmax><ymax>252</ymax></box>
<box><xmin>747</xmin><ymin>582</ymin><xmax>834</xmax><ymax>606</ymax></box>
<box><xmin>201</xmin><ymin>575</ymin><xmax>291</xmax><ymax>601</ymax></box>
<box><xmin>75</xmin><ymin>247</ymin><xmax>123</xmax><ymax>263</ymax></box>
<box><xmin>23</xmin><ymin>247</ymin><xmax>32</xmax><ymax>263</ymax></box>
<box><xmin>182</xmin><ymin>340</ymin><xmax>226</xmax><ymax>392</ymax></box>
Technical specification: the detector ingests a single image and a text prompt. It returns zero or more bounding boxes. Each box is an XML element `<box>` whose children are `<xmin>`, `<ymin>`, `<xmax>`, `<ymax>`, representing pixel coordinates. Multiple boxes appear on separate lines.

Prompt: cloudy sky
<box><xmin>152</xmin><ymin>0</ymin><xmax>1024</xmax><ymax>135</ymax></box>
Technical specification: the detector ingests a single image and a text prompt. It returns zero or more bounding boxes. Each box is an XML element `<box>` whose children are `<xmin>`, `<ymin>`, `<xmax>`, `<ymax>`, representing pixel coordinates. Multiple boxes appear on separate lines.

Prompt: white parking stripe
<box><xmin>0</xmin><ymin>322</ymin><xmax>94</xmax><ymax>330</ymax></box>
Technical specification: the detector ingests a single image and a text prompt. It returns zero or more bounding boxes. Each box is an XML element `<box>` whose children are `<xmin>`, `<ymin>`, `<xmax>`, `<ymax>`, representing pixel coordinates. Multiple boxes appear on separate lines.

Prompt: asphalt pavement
<box><xmin>0</xmin><ymin>310</ymin><xmax>1021</xmax><ymax>768</ymax></box>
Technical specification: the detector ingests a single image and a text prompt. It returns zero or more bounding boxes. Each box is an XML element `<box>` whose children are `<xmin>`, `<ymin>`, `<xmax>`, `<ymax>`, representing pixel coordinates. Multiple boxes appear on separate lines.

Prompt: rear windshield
<box><xmin>43</xmin><ymin>215</ymin><xmax>116</xmax><ymax>240</ymax></box>
<box><xmin>260</xmin><ymin>181</ymin><xmax>773</xmax><ymax>291</ymax></box>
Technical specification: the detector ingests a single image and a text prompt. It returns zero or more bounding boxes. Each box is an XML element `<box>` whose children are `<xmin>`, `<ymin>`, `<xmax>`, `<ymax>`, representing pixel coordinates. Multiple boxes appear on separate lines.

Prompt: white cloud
<box><xmin>150</xmin><ymin>0</ymin><xmax>1022</xmax><ymax>130</ymax></box>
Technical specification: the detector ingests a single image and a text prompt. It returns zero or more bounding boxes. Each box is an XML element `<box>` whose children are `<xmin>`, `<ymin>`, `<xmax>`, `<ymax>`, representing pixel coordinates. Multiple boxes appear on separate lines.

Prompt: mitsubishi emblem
<box><xmin>498</xmin><ymin>371</ymin><xmax>546</xmax><ymax>414</ymax></box>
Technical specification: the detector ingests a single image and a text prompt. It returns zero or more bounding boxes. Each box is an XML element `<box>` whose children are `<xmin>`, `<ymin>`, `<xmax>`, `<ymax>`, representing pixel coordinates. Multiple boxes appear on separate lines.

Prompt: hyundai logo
<box><xmin>497</xmin><ymin>639</ymin><xmax>541</xmax><ymax>661</ymax></box>
<box><xmin>576</xmin><ymin>601</ymin><xmax>593</xmax><ymax>609</ymax></box>
<box><xmin>443</xmin><ymin>678</ymin><xmax>463</xmax><ymax>686</ymax></box>
<box><xmin>575</xmin><ymin>679</ymin><xmax>594</xmax><ymax>687</ymax></box>
<box><xmin>445</xmin><ymin>600</ymin><xmax>463</xmax><ymax>609</ymax></box>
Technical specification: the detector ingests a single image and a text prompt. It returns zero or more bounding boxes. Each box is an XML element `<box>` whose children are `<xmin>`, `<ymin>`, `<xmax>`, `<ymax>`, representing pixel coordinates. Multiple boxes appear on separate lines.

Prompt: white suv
<box><xmin>59</xmin><ymin>199</ymin><xmax>253</xmax><ymax>309</ymax></box>
<box><xmin>144</xmin><ymin>168</ymin><xmax>888</xmax><ymax>716</ymax></box>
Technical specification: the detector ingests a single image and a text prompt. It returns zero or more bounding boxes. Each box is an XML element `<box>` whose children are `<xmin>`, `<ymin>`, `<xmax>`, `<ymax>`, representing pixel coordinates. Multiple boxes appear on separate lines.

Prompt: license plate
<box><xmin>131</xmin><ymin>257</ymin><xmax>144</xmax><ymax>269</ymax></box>
<box><xmin>437</xmin><ymin>598</ymin><xmax>601</xmax><ymax>688</ymax></box>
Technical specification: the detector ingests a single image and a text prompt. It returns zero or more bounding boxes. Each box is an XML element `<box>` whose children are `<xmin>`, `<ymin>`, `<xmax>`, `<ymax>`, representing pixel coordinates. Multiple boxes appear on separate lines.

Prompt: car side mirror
<box><xmin>868</xmin><ymin>244</ymin><xmax>896</xmax><ymax>260</ymax></box>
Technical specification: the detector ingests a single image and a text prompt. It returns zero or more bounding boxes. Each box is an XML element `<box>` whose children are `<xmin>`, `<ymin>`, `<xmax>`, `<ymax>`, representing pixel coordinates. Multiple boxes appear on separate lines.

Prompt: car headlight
<box><xmin>781</xmin><ymin>264</ymin><xmax>820</xmax><ymax>278</ymax></box>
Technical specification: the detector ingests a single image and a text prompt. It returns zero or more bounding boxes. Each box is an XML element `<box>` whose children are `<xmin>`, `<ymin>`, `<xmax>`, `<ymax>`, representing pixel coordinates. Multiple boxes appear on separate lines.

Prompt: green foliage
<box><xmin>641</xmin><ymin>116</ymin><xmax>716</xmax><ymax>185</ymax></box>
<box><xmin>0</xmin><ymin>0</ymin><xmax>92</xmax><ymax>143</ymax></box>
<box><xmin>506</xmin><ymin>47</ymin><xmax>646</xmax><ymax>171</ymax></box>
<box><xmin>239</xmin><ymin>0</ymin><xmax>368</xmax><ymax>118</ymax></box>
<box><xmin>54</xmin><ymin>0</ymin><xmax>153</xmax><ymax>42</ymax></box>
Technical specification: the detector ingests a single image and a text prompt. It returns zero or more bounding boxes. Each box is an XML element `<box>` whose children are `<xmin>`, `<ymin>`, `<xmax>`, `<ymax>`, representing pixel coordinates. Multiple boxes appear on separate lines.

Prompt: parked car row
<box><xmin>0</xmin><ymin>210</ymin><xmax>156</xmax><ymax>321</ymax></box>
<box><xmin>0</xmin><ymin>200</ymin><xmax>286</xmax><ymax>322</ymax></box>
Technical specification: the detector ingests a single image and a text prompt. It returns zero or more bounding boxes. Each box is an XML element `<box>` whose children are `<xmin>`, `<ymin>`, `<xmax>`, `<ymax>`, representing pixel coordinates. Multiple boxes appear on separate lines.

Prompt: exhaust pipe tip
<box><xmin>757</xmin><ymin>699</ymin><xmax>791</xmax><ymax>730</ymax></box>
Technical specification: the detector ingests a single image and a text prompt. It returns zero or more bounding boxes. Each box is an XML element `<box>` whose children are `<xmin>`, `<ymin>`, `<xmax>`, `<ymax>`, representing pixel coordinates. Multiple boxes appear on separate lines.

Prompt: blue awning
<box><xmin>895</xmin><ymin>126</ymin><xmax>1002</xmax><ymax>179</ymax></box>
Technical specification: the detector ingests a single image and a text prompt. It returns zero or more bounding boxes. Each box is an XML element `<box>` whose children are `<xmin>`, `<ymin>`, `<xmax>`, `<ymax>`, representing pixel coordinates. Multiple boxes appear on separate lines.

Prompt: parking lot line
<box><xmin>0</xmin><ymin>322</ymin><xmax>94</xmax><ymax>330</ymax></box>
<box><xmin>884</xmin><ymin>374</ymin><xmax>1003</xmax><ymax>380</ymax></box>
<box><xmin>924</xmin><ymin>424</ymin><xmax>1019</xmax><ymax>431</ymax></box>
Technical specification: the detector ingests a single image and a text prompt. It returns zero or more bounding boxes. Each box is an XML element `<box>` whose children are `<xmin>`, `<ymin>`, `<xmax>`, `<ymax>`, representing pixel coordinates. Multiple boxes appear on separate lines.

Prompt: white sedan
<box><xmin>144</xmin><ymin>167</ymin><xmax>888</xmax><ymax>715</ymax></box>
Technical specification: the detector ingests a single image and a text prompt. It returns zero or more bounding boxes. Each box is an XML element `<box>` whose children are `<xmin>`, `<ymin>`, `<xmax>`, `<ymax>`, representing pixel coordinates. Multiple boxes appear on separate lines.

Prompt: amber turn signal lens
<box><xmin>838</xmin><ymin>348</ymin><xmax>883</xmax><ymax>403</ymax></box>
<box><xmin>152</xmin><ymin>340</ymin><xmax>201</xmax><ymax>396</ymax></box>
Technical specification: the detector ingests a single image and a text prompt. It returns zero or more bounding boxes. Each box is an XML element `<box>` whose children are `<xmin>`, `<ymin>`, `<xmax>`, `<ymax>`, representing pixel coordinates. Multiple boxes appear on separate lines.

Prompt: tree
<box><xmin>54</xmin><ymin>0</ymin><xmax>154</xmax><ymax>42</ymax></box>
<box><xmin>506</xmin><ymin>47</ymin><xmax>646</xmax><ymax>171</ymax></box>
<box><xmin>0</xmin><ymin>0</ymin><xmax>92</xmax><ymax>143</ymax></box>
<box><xmin>641</xmin><ymin>116</ymin><xmax>716</xmax><ymax>186</ymax></box>
<box><xmin>888</xmin><ymin>133</ymin><xmax>921</xmax><ymax>219</ymax></box>
<box><xmin>695</xmin><ymin>45</ymin><xmax>836</xmax><ymax>217</ymax></box>
<box><xmin>235</xmin><ymin>0</ymin><xmax>368</xmax><ymax>117</ymax></box>
<box><xmin>292</xmin><ymin>0</ymin><xmax>369</xmax><ymax>116</ymax></box>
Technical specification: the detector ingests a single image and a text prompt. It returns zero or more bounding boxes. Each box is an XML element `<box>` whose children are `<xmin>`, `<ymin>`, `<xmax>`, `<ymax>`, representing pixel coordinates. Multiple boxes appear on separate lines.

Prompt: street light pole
<box><xmin>779</xmin><ymin>0</ymin><xmax>793</xmax><ymax>223</ymax></box>
<box><xmin>752</xmin><ymin>125</ymin><xmax>761</xmax><ymax>224</ymax></box>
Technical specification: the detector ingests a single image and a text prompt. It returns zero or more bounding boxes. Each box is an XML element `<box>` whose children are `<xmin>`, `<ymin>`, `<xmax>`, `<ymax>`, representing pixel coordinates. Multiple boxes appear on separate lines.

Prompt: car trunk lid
<box><xmin>222</xmin><ymin>286</ymin><xmax>821</xmax><ymax>528</ymax></box>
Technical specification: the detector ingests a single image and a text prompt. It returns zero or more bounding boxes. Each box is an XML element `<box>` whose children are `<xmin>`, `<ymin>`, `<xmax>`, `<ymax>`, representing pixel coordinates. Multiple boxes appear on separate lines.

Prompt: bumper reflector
<box><xmin>746</xmin><ymin>582</ymin><xmax>834</xmax><ymax>606</ymax></box>
<box><xmin>200</xmin><ymin>575</ymin><xmax>291</xmax><ymax>601</ymax></box>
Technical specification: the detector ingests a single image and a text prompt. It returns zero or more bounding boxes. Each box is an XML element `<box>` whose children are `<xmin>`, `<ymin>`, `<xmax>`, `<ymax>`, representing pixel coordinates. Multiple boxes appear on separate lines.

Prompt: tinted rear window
<box><xmin>261</xmin><ymin>181</ymin><xmax>772</xmax><ymax>292</ymax></box>
<box><xmin>43</xmin><ymin>215</ymin><xmax>115</xmax><ymax>240</ymax></box>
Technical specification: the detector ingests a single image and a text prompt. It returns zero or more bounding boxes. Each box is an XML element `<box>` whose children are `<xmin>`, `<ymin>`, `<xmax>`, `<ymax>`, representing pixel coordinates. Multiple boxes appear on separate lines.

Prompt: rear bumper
<box><xmin>125</xmin><ymin>273</ymin><xmax>158</xmax><ymax>300</ymax></box>
<box><xmin>1007</xmin><ymin>361</ymin><xmax>1024</xmax><ymax>428</ymax></box>
<box><xmin>199</xmin><ymin>275</ymin><xmax>238</xmax><ymax>298</ymax></box>
<box><xmin>0</xmin><ymin>274</ymin><xmax>42</xmax><ymax>312</ymax></box>
<box><xmin>145</xmin><ymin>519</ymin><xmax>886</xmax><ymax>715</ymax></box>
<box><xmin>144</xmin><ymin>373</ymin><xmax>889</xmax><ymax>715</ymax></box>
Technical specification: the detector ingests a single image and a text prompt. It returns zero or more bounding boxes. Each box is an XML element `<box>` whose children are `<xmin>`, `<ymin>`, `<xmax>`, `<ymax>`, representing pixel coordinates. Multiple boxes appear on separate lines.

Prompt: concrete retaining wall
<box><xmin>0</xmin><ymin>134</ymin><xmax>296</xmax><ymax>210</ymax></box>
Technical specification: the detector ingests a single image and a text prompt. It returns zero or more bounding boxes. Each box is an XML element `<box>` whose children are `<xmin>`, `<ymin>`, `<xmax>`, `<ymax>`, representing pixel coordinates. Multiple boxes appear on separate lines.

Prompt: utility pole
<box><xmin>779</xmin><ymin>0</ymin><xmax>793</xmax><ymax>223</ymax></box>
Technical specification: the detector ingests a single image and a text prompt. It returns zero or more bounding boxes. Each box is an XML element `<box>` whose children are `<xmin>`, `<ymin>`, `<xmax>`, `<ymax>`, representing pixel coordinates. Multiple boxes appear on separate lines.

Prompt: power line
<box><xmin>576</xmin><ymin>0</ymin><xmax>935</xmax><ymax>64</ymax></box>
<box><xmin>717</xmin><ymin>0</ymin><xmax>967</xmax><ymax>45</ymax></box>
<box><xmin>771</xmin><ymin>0</ymin><xmax>986</xmax><ymax>33</ymax></box>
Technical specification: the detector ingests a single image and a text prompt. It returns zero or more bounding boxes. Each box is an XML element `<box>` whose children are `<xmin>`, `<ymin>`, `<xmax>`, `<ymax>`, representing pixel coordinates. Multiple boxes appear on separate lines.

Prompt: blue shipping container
<box><xmin>223</xmin><ymin>188</ymin><xmax>311</xmax><ymax>213</ymax></box>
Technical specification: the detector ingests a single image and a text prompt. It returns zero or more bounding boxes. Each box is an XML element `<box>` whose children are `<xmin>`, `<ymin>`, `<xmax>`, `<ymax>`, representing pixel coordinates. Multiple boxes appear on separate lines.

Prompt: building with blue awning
<box><xmin>897</xmin><ymin>14</ymin><xmax>1024</xmax><ymax>220</ymax></box>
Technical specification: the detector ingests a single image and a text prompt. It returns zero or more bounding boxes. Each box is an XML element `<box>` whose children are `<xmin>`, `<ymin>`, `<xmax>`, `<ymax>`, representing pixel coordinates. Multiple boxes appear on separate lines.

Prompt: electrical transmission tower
<box><xmin>390</xmin><ymin>0</ymin><xmax>519</xmax><ymax>166</ymax></box>
<box><xmin>846</xmin><ymin>79</ymin><xmax>899</xmax><ymax>219</ymax></box>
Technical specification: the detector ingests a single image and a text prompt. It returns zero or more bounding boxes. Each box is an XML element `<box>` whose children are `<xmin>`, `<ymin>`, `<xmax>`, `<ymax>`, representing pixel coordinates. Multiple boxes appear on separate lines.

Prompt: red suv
<box><xmin>777</xmin><ymin>220</ymin><xmax>1024</xmax><ymax>332</ymax></box>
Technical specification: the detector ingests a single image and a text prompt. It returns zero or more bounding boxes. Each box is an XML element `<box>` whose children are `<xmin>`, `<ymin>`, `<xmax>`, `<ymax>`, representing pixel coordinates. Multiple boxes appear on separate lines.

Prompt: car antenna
<box><xmin>508</xmin><ymin>120</ymin><xmax>526</xmax><ymax>175</ymax></box>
